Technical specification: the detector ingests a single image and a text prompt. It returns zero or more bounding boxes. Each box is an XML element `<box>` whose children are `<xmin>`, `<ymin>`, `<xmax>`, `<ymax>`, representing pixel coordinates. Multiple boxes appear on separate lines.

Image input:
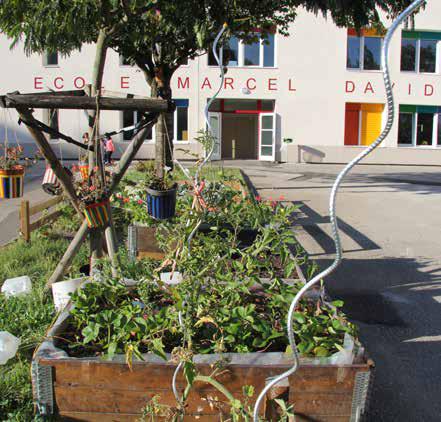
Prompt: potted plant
<box><xmin>146</xmin><ymin>166</ymin><xmax>177</xmax><ymax>220</ymax></box>
<box><xmin>74</xmin><ymin>167</ymin><xmax>111</xmax><ymax>228</ymax></box>
<box><xmin>0</xmin><ymin>145</ymin><xmax>38</xmax><ymax>199</ymax></box>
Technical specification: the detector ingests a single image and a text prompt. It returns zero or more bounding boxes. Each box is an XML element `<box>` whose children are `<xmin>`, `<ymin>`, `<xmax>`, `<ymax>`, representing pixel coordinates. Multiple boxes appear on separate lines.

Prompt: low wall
<box><xmin>289</xmin><ymin>145</ymin><xmax>441</xmax><ymax>166</ymax></box>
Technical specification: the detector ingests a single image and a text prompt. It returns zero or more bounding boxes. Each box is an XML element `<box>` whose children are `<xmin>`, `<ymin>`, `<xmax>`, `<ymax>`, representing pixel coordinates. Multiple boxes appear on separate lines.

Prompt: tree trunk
<box><xmin>89</xmin><ymin>29</ymin><xmax>109</xmax><ymax>269</ymax></box>
<box><xmin>152</xmin><ymin>70</ymin><xmax>174</xmax><ymax>179</ymax></box>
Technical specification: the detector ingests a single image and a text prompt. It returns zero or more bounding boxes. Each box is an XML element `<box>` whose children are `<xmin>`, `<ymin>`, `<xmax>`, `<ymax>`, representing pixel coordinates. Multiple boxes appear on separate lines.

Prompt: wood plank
<box><xmin>54</xmin><ymin>385</ymin><xmax>232</xmax><ymax>415</ymax></box>
<box><xmin>3</xmin><ymin>95</ymin><xmax>172</xmax><ymax>111</ymax></box>
<box><xmin>60</xmin><ymin>411</ymin><xmax>221</xmax><ymax>422</ymax></box>
<box><xmin>46</xmin><ymin>359</ymin><xmax>368</xmax><ymax>395</ymax></box>
<box><xmin>289</xmin><ymin>392</ymin><xmax>353</xmax><ymax>417</ymax></box>
<box><xmin>29</xmin><ymin>209</ymin><xmax>63</xmax><ymax>231</ymax></box>
<box><xmin>29</xmin><ymin>195</ymin><xmax>63</xmax><ymax>215</ymax></box>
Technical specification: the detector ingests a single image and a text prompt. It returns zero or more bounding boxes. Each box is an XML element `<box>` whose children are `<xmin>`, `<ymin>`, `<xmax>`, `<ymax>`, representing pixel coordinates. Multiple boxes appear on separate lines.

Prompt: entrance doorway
<box><xmin>222</xmin><ymin>114</ymin><xmax>257</xmax><ymax>159</ymax></box>
<box><xmin>208</xmin><ymin>99</ymin><xmax>276</xmax><ymax>161</ymax></box>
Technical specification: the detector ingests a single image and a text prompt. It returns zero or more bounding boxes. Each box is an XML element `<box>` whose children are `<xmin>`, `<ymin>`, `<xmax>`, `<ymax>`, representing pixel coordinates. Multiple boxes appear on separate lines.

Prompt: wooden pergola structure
<box><xmin>0</xmin><ymin>88</ymin><xmax>175</xmax><ymax>287</ymax></box>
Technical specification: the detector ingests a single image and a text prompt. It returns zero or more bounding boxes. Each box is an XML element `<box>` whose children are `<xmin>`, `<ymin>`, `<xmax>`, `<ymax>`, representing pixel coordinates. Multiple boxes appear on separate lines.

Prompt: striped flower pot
<box><xmin>79</xmin><ymin>164</ymin><xmax>89</xmax><ymax>181</ymax></box>
<box><xmin>83</xmin><ymin>200</ymin><xmax>110</xmax><ymax>228</ymax></box>
<box><xmin>42</xmin><ymin>166</ymin><xmax>72</xmax><ymax>196</ymax></box>
<box><xmin>0</xmin><ymin>166</ymin><xmax>25</xmax><ymax>199</ymax></box>
<box><xmin>146</xmin><ymin>184</ymin><xmax>177</xmax><ymax>220</ymax></box>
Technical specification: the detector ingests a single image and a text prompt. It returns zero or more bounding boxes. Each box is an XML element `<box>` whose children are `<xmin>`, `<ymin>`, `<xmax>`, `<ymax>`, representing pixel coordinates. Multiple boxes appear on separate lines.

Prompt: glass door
<box><xmin>259</xmin><ymin>113</ymin><xmax>275</xmax><ymax>161</ymax></box>
<box><xmin>416</xmin><ymin>113</ymin><xmax>434</xmax><ymax>146</ymax></box>
<box><xmin>208</xmin><ymin>112</ymin><xmax>221</xmax><ymax>160</ymax></box>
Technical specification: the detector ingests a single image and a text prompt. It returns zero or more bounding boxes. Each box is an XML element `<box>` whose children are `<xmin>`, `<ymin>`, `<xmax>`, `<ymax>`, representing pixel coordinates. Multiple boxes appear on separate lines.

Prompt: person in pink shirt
<box><xmin>104</xmin><ymin>135</ymin><xmax>115</xmax><ymax>164</ymax></box>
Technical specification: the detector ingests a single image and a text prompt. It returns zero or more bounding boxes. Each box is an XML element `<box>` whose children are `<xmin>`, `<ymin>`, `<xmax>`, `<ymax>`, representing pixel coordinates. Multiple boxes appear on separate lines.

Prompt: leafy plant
<box><xmin>0</xmin><ymin>145</ymin><xmax>41</xmax><ymax>170</ymax></box>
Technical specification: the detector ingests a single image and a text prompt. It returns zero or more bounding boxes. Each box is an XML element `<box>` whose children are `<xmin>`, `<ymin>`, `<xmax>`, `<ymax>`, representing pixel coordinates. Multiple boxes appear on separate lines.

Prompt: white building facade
<box><xmin>1</xmin><ymin>1</ymin><xmax>441</xmax><ymax>165</ymax></box>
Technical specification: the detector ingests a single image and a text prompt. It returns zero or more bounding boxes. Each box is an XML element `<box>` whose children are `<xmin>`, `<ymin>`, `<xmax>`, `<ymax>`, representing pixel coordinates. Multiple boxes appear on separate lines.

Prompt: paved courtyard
<box><xmin>233</xmin><ymin>161</ymin><xmax>441</xmax><ymax>422</ymax></box>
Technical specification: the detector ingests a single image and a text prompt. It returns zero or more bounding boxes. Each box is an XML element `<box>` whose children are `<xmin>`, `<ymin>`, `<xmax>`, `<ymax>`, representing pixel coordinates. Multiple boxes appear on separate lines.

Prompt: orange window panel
<box><xmin>360</xmin><ymin>104</ymin><xmax>384</xmax><ymax>146</ymax></box>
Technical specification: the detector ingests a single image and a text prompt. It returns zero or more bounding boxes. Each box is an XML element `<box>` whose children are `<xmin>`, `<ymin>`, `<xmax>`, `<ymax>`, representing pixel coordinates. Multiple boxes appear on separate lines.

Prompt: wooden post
<box><xmin>20</xmin><ymin>200</ymin><xmax>30</xmax><ymax>242</ymax></box>
<box><xmin>46</xmin><ymin>220</ymin><xmax>89</xmax><ymax>288</ymax></box>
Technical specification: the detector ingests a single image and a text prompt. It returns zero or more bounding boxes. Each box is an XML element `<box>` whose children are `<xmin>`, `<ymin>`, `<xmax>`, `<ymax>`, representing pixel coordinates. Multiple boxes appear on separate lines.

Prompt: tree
<box><xmin>0</xmin><ymin>0</ymin><xmax>421</xmax><ymax>278</ymax></box>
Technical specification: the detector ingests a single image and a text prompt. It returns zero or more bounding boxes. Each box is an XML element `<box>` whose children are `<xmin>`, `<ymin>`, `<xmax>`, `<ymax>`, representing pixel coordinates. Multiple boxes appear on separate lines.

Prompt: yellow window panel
<box><xmin>360</xmin><ymin>104</ymin><xmax>384</xmax><ymax>145</ymax></box>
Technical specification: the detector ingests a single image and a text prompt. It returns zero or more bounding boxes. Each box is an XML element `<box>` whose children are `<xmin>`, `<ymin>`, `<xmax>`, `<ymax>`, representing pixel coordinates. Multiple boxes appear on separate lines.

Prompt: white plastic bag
<box><xmin>1</xmin><ymin>276</ymin><xmax>32</xmax><ymax>297</ymax></box>
<box><xmin>0</xmin><ymin>331</ymin><xmax>20</xmax><ymax>365</ymax></box>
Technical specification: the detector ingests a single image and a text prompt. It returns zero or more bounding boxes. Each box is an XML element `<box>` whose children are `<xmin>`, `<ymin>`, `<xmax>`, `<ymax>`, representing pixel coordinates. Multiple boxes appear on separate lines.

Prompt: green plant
<box><xmin>0</xmin><ymin>145</ymin><xmax>41</xmax><ymax>170</ymax></box>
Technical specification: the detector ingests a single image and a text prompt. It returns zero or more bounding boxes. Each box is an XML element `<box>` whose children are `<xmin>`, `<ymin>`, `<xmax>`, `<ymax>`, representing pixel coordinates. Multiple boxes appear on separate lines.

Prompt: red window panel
<box><xmin>344</xmin><ymin>103</ymin><xmax>361</xmax><ymax>146</ymax></box>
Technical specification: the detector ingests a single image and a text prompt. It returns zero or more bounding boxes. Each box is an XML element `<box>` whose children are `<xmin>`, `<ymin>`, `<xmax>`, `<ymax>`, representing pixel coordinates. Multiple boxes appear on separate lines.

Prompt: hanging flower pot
<box><xmin>42</xmin><ymin>165</ymin><xmax>72</xmax><ymax>196</ymax></box>
<box><xmin>83</xmin><ymin>200</ymin><xmax>110</xmax><ymax>228</ymax></box>
<box><xmin>0</xmin><ymin>166</ymin><xmax>24</xmax><ymax>199</ymax></box>
<box><xmin>78</xmin><ymin>164</ymin><xmax>89</xmax><ymax>181</ymax></box>
<box><xmin>146</xmin><ymin>184</ymin><xmax>177</xmax><ymax>220</ymax></box>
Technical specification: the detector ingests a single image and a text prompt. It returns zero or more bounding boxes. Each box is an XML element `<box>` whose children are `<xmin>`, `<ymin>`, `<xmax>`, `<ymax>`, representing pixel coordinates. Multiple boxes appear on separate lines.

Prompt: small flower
<box><xmin>130</xmin><ymin>331</ymin><xmax>136</xmax><ymax>337</ymax></box>
<box><xmin>137</xmin><ymin>199</ymin><xmax>144</xmax><ymax>205</ymax></box>
<box><xmin>164</xmin><ymin>165</ymin><xmax>172</xmax><ymax>173</ymax></box>
<box><xmin>89</xmin><ymin>185</ymin><xmax>96</xmax><ymax>192</ymax></box>
<box><xmin>116</xmin><ymin>193</ymin><xmax>122</xmax><ymax>199</ymax></box>
<box><xmin>93</xmin><ymin>166</ymin><xmax>99</xmax><ymax>171</ymax></box>
<box><xmin>279</xmin><ymin>195</ymin><xmax>285</xmax><ymax>201</ymax></box>
<box><xmin>123</xmin><ymin>197</ymin><xmax>130</xmax><ymax>203</ymax></box>
<box><xmin>142</xmin><ymin>314</ymin><xmax>148</xmax><ymax>320</ymax></box>
<box><xmin>255</xmin><ymin>195</ymin><xmax>261</xmax><ymax>202</ymax></box>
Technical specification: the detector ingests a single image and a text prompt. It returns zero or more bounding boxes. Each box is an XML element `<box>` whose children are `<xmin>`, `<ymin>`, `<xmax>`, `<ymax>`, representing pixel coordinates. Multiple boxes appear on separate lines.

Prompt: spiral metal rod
<box><xmin>171</xmin><ymin>25</ymin><xmax>228</xmax><ymax>406</ymax></box>
<box><xmin>253</xmin><ymin>1</ymin><xmax>425</xmax><ymax>420</ymax></box>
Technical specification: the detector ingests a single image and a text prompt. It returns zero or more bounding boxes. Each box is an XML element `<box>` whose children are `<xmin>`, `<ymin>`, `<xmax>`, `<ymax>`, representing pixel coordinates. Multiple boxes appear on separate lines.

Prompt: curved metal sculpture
<box><xmin>253</xmin><ymin>1</ymin><xmax>426</xmax><ymax>420</ymax></box>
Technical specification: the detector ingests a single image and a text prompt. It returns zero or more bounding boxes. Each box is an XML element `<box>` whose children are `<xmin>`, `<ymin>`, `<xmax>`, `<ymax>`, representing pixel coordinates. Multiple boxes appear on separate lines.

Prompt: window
<box><xmin>397</xmin><ymin>105</ymin><xmax>440</xmax><ymax>147</ymax></box>
<box><xmin>401</xmin><ymin>31</ymin><xmax>440</xmax><ymax>73</ymax></box>
<box><xmin>400</xmin><ymin>39</ymin><xmax>417</xmax><ymax>71</ymax></box>
<box><xmin>43</xmin><ymin>51</ymin><xmax>58</xmax><ymax>66</ymax></box>
<box><xmin>420</xmin><ymin>40</ymin><xmax>437</xmax><ymax>73</ymax></box>
<box><xmin>44</xmin><ymin>109</ymin><xmax>59</xmax><ymax>139</ymax></box>
<box><xmin>346</xmin><ymin>34</ymin><xmax>382</xmax><ymax>71</ymax></box>
<box><xmin>344</xmin><ymin>103</ymin><xmax>384</xmax><ymax>146</ymax></box>
<box><xmin>175</xmin><ymin>102</ymin><xmax>188</xmax><ymax>141</ymax></box>
<box><xmin>208</xmin><ymin>33</ymin><xmax>276</xmax><ymax>68</ymax></box>
<box><xmin>244</xmin><ymin>39</ymin><xmax>260</xmax><ymax>66</ymax></box>
<box><xmin>121</xmin><ymin>99</ymin><xmax>189</xmax><ymax>142</ymax></box>
<box><xmin>398</xmin><ymin>113</ymin><xmax>413</xmax><ymax>145</ymax></box>
<box><xmin>122</xmin><ymin>111</ymin><xmax>153</xmax><ymax>141</ymax></box>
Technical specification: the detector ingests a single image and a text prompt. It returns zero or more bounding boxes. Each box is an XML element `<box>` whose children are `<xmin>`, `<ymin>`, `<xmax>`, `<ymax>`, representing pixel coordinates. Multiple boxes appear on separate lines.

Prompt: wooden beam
<box><xmin>10</xmin><ymin>89</ymin><xmax>87</xmax><ymax>97</ymax></box>
<box><xmin>16</xmin><ymin>108</ymin><xmax>82</xmax><ymax>216</ymax></box>
<box><xmin>2</xmin><ymin>94</ymin><xmax>173</xmax><ymax>112</ymax></box>
<box><xmin>20</xmin><ymin>200</ymin><xmax>30</xmax><ymax>242</ymax></box>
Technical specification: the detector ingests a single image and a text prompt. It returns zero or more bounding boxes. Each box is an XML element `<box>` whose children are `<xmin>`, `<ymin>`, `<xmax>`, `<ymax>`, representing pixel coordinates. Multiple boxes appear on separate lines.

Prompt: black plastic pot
<box><xmin>146</xmin><ymin>184</ymin><xmax>177</xmax><ymax>220</ymax></box>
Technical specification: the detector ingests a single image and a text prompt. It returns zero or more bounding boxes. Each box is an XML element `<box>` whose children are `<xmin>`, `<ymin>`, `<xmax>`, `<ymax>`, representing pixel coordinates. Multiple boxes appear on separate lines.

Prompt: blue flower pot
<box><xmin>146</xmin><ymin>184</ymin><xmax>177</xmax><ymax>220</ymax></box>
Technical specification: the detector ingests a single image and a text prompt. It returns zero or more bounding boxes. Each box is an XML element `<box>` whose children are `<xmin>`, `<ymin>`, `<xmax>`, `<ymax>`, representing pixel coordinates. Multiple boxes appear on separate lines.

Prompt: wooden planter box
<box><xmin>32</xmin><ymin>309</ymin><xmax>373</xmax><ymax>421</ymax></box>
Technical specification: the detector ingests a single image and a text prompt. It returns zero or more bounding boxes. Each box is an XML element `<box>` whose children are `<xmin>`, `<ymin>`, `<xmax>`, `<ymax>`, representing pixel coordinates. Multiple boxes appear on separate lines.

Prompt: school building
<box><xmin>1</xmin><ymin>1</ymin><xmax>441</xmax><ymax>165</ymax></box>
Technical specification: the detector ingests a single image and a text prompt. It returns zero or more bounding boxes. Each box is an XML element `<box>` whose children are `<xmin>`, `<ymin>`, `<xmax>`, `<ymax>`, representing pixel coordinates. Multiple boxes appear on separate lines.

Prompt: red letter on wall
<box><xmin>408</xmin><ymin>83</ymin><xmax>412</xmax><ymax>95</ymax></box>
<box><xmin>246</xmin><ymin>78</ymin><xmax>256</xmax><ymax>91</ymax></box>
<box><xmin>345</xmin><ymin>81</ymin><xmax>355</xmax><ymax>93</ymax></box>
<box><xmin>54</xmin><ymin>77</ymin><xmax>64</xmax><ymax>90</ymax></box>
<box><xmin>177</xmin><ymin>77</ymin><xmax>190</xmax><ymax>89</ymax></box>
<box><xmin>424</xmin><ymin>84</ymin><xmax>434</xmax><ymax>96</ymax></box>
<box><xmin>364</xmin><ymin>82</ymin><xmax>374</xmax><ymax>94</ymax></box>
<box><xmin>34</xmin><ymin>77</ymin><xmax>43</xmax><ymax>90</ymax></box>
<box><xmin>224</xmin><ymin>77</ymin><xmax>234</xmax><ymax>90</ymax></box>
<box><xmin>288</xmin><ymin>79</ymin><xmax>296</xmax><ymax>92</ymax></box>
<box><xmin>268</xmin><ymin>78</ymin><xmax>278</xmax><ymax>91</ymax></box>
<box><xmin>201</xmin><ymin>77</ymin><xmax>212</xmax><ymax>89</ymax></box>
<box><xmin>120</xmin><ymin>76</ymin><xmax>130</xmax><ymax>89</ymax></box>
<box><xmin>74</xmin><ymin>77</ymin><xmax>86</xmax><ymax>89</ymax></box>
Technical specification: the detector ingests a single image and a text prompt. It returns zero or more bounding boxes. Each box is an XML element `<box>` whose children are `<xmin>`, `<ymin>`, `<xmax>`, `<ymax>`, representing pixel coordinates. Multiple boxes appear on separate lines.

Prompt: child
<box><xmin>104</xmin><ymin>135</ymin><xmax>115</xmax><ymax>164</ymax></box>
